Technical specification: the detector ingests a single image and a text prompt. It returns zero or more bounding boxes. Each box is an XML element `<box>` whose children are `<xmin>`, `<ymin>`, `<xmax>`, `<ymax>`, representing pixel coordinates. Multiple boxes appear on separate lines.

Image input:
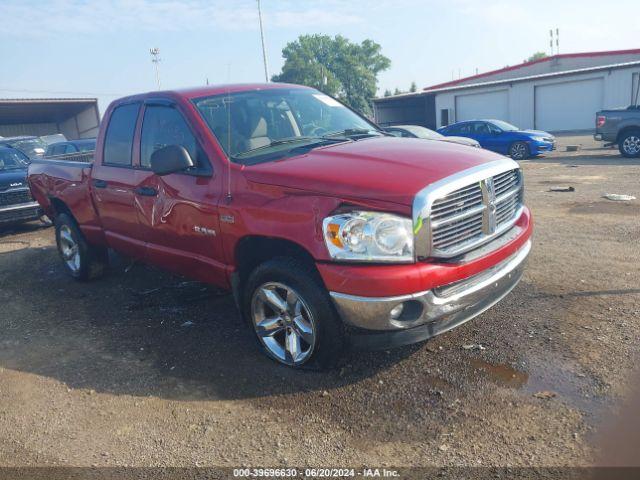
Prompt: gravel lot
<box><xmin>0</xmin><ymin>137</ymin><xmax>638</xmax><ymax>469</ymax></box>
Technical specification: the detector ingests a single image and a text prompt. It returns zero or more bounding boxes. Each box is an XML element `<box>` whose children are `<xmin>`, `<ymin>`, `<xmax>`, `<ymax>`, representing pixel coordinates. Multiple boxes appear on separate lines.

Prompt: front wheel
<box><xmin>619</xmin><ymin>130</ymin><xmax>640</xmax><ymax>158</ymax></box>
<box><xmin>509</xmin><ymin>141</ymin><xmax>530</xmax><ymax>160</ymax></box>
<box><xmin>242</xmin><ymin>257</ymin><xmax>345</xmax><ymax>369</ymax></box>
<box><xmin>55</xmin><ymin>213</ymin><xmax>108</xmax><ymax>281</ymax></box>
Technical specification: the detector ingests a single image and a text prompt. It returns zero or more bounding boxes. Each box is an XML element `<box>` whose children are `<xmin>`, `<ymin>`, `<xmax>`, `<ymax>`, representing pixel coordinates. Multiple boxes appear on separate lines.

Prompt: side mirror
<box><xmin>150</xmin><ymin>145</ymin><xmax>194</xmax><ymax>176</ymax></box>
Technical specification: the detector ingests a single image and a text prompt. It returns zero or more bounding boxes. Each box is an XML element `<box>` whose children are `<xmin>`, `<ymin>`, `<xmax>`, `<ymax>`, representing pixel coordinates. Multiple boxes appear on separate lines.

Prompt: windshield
<box><xmin>8</xmin><ymin>138</ymin><xmax>47</xmax><ymax>158</ymax></box>
<box><xmin>405</xmin><ymin>126</ymin><xmax>444</xmax><ymax>140</ymax></box>
<box><xmin>0</xmin><ymin>149</ymin><xmax>28</xmax><ymax>170</ymax></box>
<box><xmin>490</xmin><ymin>120</ymin><xmax>519</xmax><ymax>131</ymax></box>
<box><xmin>193</xmin><ymin>88</ymin><xmax>380</xmax><ymax>163</ymax></box>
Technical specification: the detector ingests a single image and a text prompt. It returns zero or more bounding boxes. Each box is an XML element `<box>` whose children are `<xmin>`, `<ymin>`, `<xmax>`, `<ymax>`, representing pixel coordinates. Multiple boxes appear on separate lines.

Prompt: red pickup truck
<box><xmin>28</xmin><ymin>83</ymin><xmax>532</xmax><ymax>369</ymax></box>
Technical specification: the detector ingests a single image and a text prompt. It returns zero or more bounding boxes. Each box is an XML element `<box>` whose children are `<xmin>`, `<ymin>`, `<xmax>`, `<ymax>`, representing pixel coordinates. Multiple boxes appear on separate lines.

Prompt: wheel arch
<box><xmin>232</xmin><ymin>236</ymin><xmax>321</xmax><ymax>304</ymax></box>
<box><xmin>617</xmin><ymin>125</ymin><xmax>640</xmax><ymax>144</ymax></box>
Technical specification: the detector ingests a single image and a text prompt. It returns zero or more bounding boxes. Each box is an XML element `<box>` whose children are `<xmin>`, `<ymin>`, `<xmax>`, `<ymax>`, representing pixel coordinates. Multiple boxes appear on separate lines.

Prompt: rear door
<box><xmin>133</xmin><ymin>100</ymin><xmax>227</xmax><ymax>286</ymax></box>
<box><xmin>91</xmin><ymin>102</ymin><xmax>146</xmax><ymax>258</ymax></box>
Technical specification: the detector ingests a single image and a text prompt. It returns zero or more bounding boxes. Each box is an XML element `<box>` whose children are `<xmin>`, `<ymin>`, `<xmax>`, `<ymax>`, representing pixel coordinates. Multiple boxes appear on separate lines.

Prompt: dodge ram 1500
<box><xmin>28</xmin><ymin>83</ymin><xmax>533</xmax><ymax>369</ymax></box>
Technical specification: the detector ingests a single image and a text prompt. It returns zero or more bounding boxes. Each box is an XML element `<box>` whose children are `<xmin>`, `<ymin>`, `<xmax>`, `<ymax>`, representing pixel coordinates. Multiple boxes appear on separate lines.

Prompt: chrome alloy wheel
<box><xmin>510</xmin><ymin>142</ymin><xmax>527</xmax><ymax>160</ymax></box>
<box><xmin>58</xmin><ymin>224</ymin><xmax>81</xmax><ymax>273</ymax></box>
<box><xmin>622</xmin><ymin>135</ymin><xmax>640</xmax><ymax>155</ymax></box>
<box><xmin>251</xmin><ymin>282</ymin><xmax>317</xmax><ymax>366</ymax></box>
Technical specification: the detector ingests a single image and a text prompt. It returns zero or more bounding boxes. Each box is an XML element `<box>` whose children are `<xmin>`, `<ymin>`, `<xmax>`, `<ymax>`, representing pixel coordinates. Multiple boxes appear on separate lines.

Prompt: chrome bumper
<box><xmin>330</xmin><ymin>240</ymin><xmax>531</xmax><ymax>348</ymax></box>
<box><xmin>0</xmin><ymin>201</ymin><xmax>42</xmax><ymax>223</ymax></box>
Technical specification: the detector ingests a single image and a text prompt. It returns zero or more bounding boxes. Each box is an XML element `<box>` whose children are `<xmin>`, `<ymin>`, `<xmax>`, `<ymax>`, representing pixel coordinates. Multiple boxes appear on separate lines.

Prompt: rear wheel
<box><xmin>619</xmin><ymin>130</ymin><xmax>640</xmax><ymax>158</ymax></box>
<box><xmin>509</xmin><ymin>141</ymin><xmax>530</xmax><ymax>160</ymax></box>
<box><xmin>242</xmin><ymin>257</ymin><xmax>344</xmax><ymax>369</ymax></box>
<box><xmin>55</xmin><ymin>213</ymin><xmax>108</xmax><ymax>281</ymax></box>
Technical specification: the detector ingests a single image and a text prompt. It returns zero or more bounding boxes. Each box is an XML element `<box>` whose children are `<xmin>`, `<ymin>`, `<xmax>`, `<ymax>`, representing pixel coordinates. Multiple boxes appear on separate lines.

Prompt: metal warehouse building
<box><xmin>374</xmin><ymin>49</ymin><xmax>640</xmax><ymax>132</ymax></box>
<box><xmin>0</xmin><ymin>98</ymin><xmax>100</xmax><ymax>139</ymax></box>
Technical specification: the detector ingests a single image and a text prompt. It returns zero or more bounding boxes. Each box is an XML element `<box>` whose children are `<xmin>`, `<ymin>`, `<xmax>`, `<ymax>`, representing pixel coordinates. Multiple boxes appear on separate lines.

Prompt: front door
<box><xmin>133</xmin><ymin>101</ymin><xmax>227</xmax><ymax>287</ymax></box>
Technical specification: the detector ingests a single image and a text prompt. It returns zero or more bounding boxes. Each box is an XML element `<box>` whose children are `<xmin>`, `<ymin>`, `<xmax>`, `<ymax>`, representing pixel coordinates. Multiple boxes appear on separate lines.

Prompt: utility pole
<box><xmin>257</xmin><ymin>0</ymin><xmax>269</xmax><ymax>82</ymax></box>
<box><xmin>150</xmin><ymin>48</ymin><xmax>161</xmax><ymax>89</ymax></box>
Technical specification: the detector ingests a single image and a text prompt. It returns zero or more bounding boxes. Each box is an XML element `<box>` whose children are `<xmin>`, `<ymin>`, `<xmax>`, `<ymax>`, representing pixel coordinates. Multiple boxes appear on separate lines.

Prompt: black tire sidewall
<box><xmin>54</xmin><ymin>213</ymin><xmax>93</xmax><ymax>280</ymax></box>
<box><xmin>241</xmin><ymin>257</ymin><xmax>345</xmax><ymax>370</ymax></box>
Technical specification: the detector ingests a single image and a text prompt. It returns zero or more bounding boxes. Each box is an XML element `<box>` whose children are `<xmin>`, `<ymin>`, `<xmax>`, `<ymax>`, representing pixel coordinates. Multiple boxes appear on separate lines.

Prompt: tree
<box><xmin>409</xmin><ymin>81</ymin><xmax>417</xmax><ymax>93</ymax></box>
<box><xmin>525</xmin><ymin>51</ymin><xmax>547</xmax><ymax>63</ymax></box>
<box><xmin>383</xmin><ymin>89</ymin><xmax>392</xmax><ymax>97</ymax></box>
<box><xmin>272</xmin><ymin>34</ymin><xmax>390</xmax><ymax>116</ymax></box>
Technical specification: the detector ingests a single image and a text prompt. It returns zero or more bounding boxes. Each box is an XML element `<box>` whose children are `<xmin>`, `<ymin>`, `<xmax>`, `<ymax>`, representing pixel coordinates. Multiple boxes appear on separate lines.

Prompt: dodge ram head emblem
<box><xmin>481</xmin><ymin>177</ymin><xmax>497</xmax><ymax>235</ymax></box>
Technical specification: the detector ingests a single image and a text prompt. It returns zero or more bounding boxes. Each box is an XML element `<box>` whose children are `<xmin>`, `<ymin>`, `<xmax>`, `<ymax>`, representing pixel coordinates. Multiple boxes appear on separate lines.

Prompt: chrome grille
<box><xmin>0</xmin><ymin>189</ymin><xmax>33</xmax><ymax>207</ymax></box>
<box><xmin>427</xmin><ymin>167</ymin><xmax>523</xmax><ymax>258</ymax></box>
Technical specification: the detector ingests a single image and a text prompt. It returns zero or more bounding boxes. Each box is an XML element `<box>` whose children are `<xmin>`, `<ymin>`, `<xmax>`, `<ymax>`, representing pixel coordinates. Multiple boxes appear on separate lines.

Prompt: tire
<box><xmin>242</xmin><ymin>257</ymin><xmax>345</xmax><ymax>370</ymax></box>
<box><xmin>55</xmin><ymin>213</ymin><xmax>108</xmax><ymax>281</ymax></box>
<box><xmin>509</xmin><ymin>141</ymin><xmax>530</xmax><ymax>160</ymax></box>
<box><xmin>618</xmin><ymin>130</ymin><xmax>640</xmax><ymax>158</ymax></box>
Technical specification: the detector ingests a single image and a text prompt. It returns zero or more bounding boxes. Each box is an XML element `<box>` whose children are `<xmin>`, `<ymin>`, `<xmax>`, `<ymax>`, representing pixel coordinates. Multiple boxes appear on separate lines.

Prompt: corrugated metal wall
<box><xmin>0</xmin><ymin>122</ymin><xmax>58</xmax><ymax>137</ymax></box>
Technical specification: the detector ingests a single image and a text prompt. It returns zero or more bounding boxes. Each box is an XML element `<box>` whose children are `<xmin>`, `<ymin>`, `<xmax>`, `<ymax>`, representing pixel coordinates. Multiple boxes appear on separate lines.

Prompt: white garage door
<box><xmin>535</xmin><ymin>78</ymin><xmax>604</xmax><ymax>131</ymax></box>
<box><xmin>455</xmin><ymin>90</ymin><xmax>509</xmax><ymax>122</ymax></box>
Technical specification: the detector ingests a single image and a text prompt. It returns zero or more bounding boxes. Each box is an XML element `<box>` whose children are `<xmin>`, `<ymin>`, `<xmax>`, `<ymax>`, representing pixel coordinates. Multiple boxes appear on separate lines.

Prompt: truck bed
<box><xmin>28</xmin><ymin>159</ymin><xmax>103</xmax><ymax>240</ymax></box>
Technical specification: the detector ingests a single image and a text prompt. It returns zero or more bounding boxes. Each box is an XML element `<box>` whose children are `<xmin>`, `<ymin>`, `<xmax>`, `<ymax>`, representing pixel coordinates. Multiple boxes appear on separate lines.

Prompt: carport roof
<box><xmin>0</xmin><ymin>98</ymin><xmax>98</xmax><ymax>124</ymax></box>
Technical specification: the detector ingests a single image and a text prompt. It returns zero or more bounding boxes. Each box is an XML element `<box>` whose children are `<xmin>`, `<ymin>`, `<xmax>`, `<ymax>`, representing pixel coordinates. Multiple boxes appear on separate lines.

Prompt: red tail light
<box><xmin>596</xmin><ymin>115</ymin><xmax>606</xmax><ymax>128</ymax></box>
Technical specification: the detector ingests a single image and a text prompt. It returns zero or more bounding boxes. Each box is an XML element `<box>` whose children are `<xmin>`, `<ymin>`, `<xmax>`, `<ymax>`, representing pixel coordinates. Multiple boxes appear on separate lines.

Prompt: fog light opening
<box><xmin>389</xmin><ymin>303</ymin><xmax>404</xmax><ymax>320</ymax></box>
<box><xmin>388</xmin><ymin>300</ymin><xmax>424</xmax><ymax>324</ymax></box>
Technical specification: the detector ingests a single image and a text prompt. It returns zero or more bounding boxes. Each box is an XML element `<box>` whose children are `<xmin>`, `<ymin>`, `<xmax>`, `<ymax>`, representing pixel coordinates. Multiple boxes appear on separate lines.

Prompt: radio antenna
<box><xmin>225</xmin><ymin>63</ymin><xmax>233</xmax><ymax>203</ymax></box>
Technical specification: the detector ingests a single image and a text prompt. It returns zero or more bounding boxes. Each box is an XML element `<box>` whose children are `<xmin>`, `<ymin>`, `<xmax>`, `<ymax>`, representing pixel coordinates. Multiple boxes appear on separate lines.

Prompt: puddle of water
<box><xmin>471</xmin><ymin>359</ymin><xmax>529</xmax><ymax>388</ymax></box>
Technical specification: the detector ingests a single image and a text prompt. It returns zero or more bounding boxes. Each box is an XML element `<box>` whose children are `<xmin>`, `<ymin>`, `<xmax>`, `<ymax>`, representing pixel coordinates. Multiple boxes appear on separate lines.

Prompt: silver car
<box><xmin>383</xmin><ymin>125</ymin><xmax>482</xmax><ymax>148</ymax></box>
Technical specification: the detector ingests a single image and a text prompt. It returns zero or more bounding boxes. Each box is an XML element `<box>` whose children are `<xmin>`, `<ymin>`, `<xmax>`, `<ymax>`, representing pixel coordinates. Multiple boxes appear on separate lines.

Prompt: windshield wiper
<box><xmin>232</xmin><ymin>136</ymin><xmax>349</xmax><ymax>160</ymax></box>
<box><xmin>323</xmin><ymin>128</ymin><xmax>390</xmax><ymax>139</ymax></box>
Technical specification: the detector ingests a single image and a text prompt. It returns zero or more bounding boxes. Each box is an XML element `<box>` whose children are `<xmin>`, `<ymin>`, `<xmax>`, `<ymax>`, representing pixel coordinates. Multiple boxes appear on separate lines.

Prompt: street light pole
<box><xmin>150</xmin><ymin>48</ymin><xmax>161</xmax><ymax>90</ymax></box>
<box><xmin>257</xmin><ymin>0</ymin><xmax>269</xmax><ymax>82</ymax></box>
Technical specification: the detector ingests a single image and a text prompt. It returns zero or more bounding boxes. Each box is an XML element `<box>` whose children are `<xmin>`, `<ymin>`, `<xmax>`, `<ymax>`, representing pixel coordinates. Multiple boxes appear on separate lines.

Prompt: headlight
<box><xmin>531</xmin><ymin>136</ymin><xmax>546</xmax><ymax>142</ymax></box>
<box><xmin>323</xmin><ymin>211</ymin><xmax>414</xmax><ymax>262</ymax></box>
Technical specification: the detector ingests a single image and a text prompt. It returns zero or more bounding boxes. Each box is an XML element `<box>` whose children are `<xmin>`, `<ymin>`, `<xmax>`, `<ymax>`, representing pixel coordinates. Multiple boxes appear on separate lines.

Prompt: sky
<box><xmin>1</xmin><ymin>0</ymin><xmax>638</xmax><ymax>113</ymax></box>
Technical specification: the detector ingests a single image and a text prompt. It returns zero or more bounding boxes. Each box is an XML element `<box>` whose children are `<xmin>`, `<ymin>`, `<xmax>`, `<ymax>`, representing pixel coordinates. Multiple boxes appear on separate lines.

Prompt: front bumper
<box><xmin>0</xmin><ymin>201</ymin><xmax>42</xmax><ymax>225</ymax></box>
<box><xmin>530</xmin><ymin>140</ymin><xmax>555</xmax><ymax>154</ymax></box>
<box><xmin>331</xmin><ymin>239</ymin><xmax>531</xmax><ymax>350</ymax></box>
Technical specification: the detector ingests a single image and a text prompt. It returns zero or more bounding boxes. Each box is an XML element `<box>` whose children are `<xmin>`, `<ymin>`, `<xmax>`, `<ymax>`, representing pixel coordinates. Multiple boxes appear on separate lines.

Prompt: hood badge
<box><xmin>10</xmin><ymin>182</ymin><xmax>23</xmax><ymax>187</ymax></box>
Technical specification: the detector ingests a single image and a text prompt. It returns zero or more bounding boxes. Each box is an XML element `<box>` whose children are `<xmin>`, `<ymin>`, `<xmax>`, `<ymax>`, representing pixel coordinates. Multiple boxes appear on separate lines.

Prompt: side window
<box><xmin>140</xmin><ymin>105</ymin><xmax>207</xmax><ymax>171</ymax></box>
<box><xmin>474</xmin><ymin>122</ymin><xmax>490</xmax><ymax>134</ymax></box>
<box><xmin>103</xmin><ymin>103</ymin><xmax>139</xmax><ymax>166</ymax></box>
<box><xmin>65</xmin><ymin>144</ymin><xmax>78</xmax><ymax>154</ymax></box>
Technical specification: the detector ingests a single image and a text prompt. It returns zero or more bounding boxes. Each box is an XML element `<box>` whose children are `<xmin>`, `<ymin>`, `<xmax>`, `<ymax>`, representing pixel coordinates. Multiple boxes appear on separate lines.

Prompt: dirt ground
<box><xmin>0</xmin><ymin>136</ymin><xmax>638</xmax><ymax>470</ymax></box>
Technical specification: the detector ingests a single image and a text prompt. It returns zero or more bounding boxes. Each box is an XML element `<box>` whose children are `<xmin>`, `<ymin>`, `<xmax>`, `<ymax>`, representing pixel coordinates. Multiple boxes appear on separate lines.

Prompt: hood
<box><xmin>242</xmin><ymin>137</ymin><xmax>506</xmax><ymax>206</ymax></box>
<box><xmin>0</xmin><ymin>168</ymin><xmax>28</xmax><ymax>192</ymax></box>
<box><xmin>441</xmin><ymin>136</ymin><xmax>479</xmax><ymax>147</ymax></box>
<box><xmin>519</xmin><ymin>129</ymin><xmax>553</xmax><ymax>138</ymax></box>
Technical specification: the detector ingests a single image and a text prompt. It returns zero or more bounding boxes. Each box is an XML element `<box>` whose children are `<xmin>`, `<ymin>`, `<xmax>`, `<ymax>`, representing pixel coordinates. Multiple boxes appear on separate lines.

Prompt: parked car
<box><xmin>383</xmin><ymin>124</ymin><xmax>481</xmax><ymax>148</ymax></box>
<box><xmin>438</xmin><ymin>120</ymin><xmax>555</xmax><ymax>160</ymax></box>
<box><xmin>595</xmin><ymin>105</ymin><xmax>640</xmax><ymax>158</ymax></box>
<box><xmin>45</xmin><ymin>138</ymin><xmax>97</xmax><ymax>157</ymax></box>
<box><xmin>0</xmin><ymin>136</ymin><xmax>48</xmax><ymax>161</ymax></box>
<box><xmin>0</xmin><ymin>146</ymin><xmax>45</xmax><ymax>226</ymax></box>
<box><xmin>28</xmin><ymin>84</ymin><xmax>532</xmax><ymax>369</ymax></box>
<box><xmin>40</xmin><ymin>134</ymin><xmax>68</xmax><ymax>146</ymax></box>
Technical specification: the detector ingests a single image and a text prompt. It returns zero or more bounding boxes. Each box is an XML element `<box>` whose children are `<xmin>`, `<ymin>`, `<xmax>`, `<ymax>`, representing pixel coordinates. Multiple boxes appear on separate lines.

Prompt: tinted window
<box><xmin>103</xmin><ymin>103</ymin><xmax>139</xmax><ymax>166</ymax></box>
<box><xmin>472</xmin><ymin>122</ymin><xmax>490</xmax><ymax>134</ymax></box>
<box><xmin>140</xmin><ymin>105</ymin><xmax>204</xmax><ymax>170</ymax></box>
<box><xmin>0</xmin><ymin>149</ymin><xmax>28</xmax><ymax>170</ymax></box>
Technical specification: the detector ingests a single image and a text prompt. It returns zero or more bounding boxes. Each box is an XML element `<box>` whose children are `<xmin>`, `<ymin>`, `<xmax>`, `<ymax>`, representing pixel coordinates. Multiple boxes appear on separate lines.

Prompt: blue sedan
<box><xmin>437</xmin><ymin>119</ymin><xmax>555</xmax><ymax>160</ymax></box>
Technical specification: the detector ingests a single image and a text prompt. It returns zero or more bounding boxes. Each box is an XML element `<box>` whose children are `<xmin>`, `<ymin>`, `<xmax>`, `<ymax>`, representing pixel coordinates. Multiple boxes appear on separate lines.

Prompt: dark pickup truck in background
<box><xmin>595</xmin><ymin>105</ymin><xmax>640</xmax><ymax>158</ymax></box>
<box><xmin>0</xmin><ymin>146</ymin><xmax>45</xmax><ymax>226</ymax></box>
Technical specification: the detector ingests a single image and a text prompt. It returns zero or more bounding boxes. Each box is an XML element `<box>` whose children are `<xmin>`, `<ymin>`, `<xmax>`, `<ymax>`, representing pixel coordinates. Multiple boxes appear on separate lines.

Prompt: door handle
<box><xmin>134</xmin><ymin>186</ymin><xmax>158</xmax><ymax>197</ymax></box>
<box><xmin>92</xmin><ymin>179</ymin><xmax>108</xmax><ymax>188</ymax></box>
